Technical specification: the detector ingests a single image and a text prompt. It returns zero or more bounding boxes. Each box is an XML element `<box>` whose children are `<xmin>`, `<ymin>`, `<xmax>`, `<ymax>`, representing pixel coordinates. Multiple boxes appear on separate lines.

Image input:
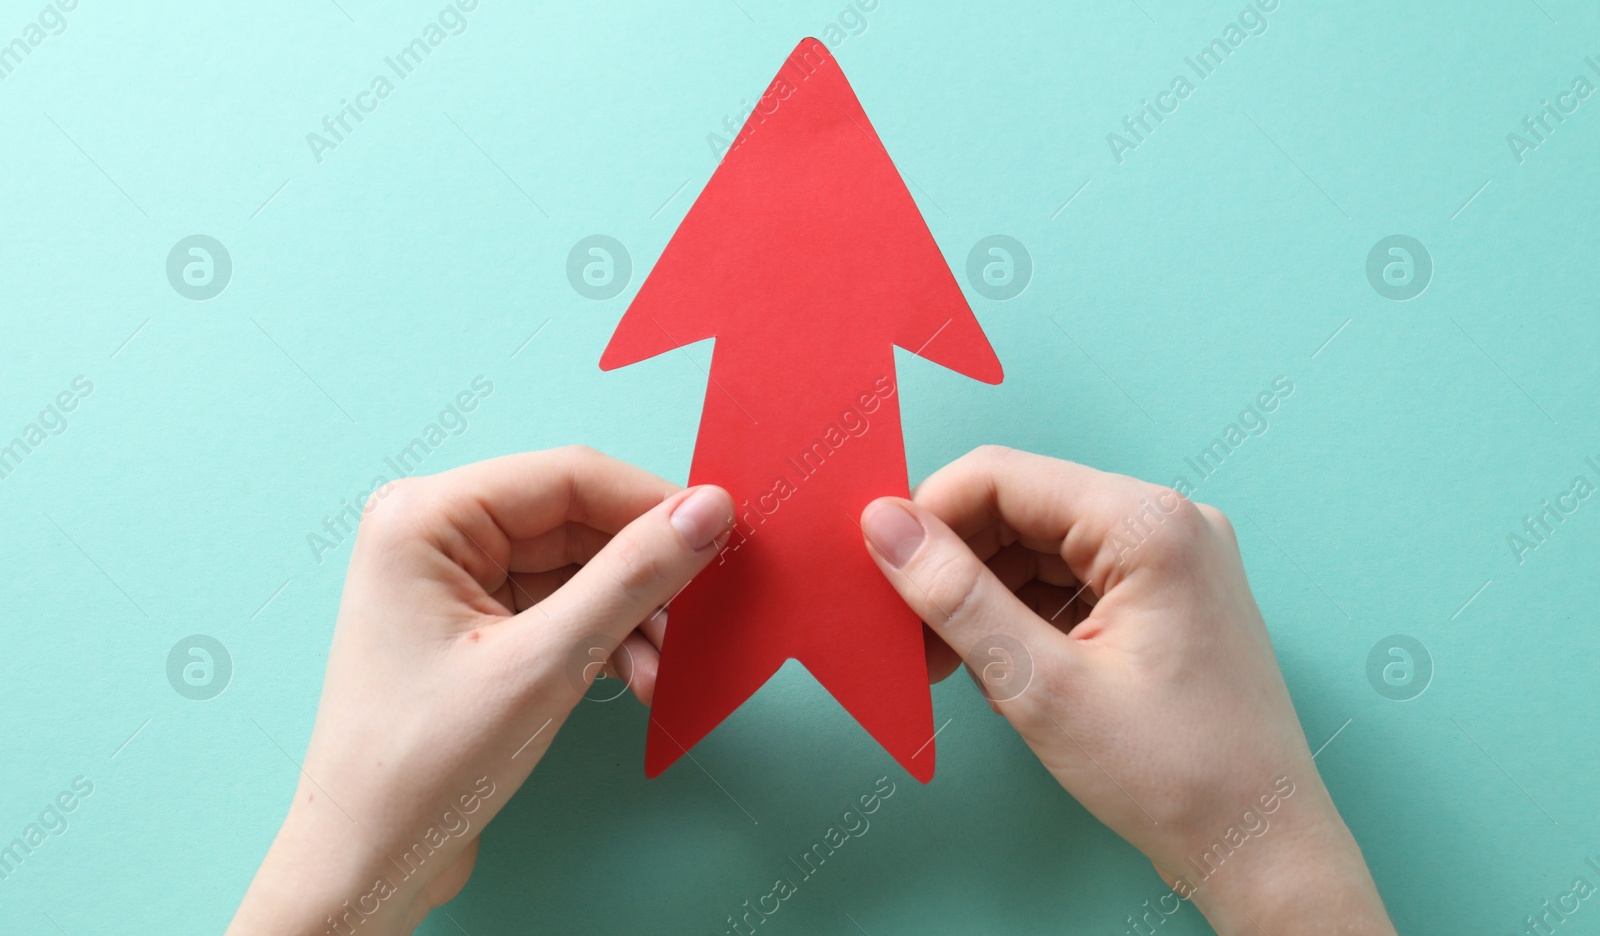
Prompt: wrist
<box><xmin>1162</xmin><ymin>781</ymin><xmax>1394</xmax><ymax>935</ymax></box>
<box><xmin>228</xmin><ymin>789</ymin><xmax>433</xmax><ymax>936</ymax></box>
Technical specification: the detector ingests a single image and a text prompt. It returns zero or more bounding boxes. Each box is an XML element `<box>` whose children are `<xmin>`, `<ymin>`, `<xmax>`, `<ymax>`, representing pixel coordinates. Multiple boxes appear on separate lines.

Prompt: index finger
<box><xmin>358</xmin><ymin>447</ymin><xmax>681</xmax><ymax>595</ymax></box>
<box><xmin>910</xmin><ymin>446</ymin><xmax>1189</xmax><ymax>584</ymax></box>
<box><xmin>428</xmin><ymin>445</ymin><xmax>681</xmax><ymax>540</ymax></box>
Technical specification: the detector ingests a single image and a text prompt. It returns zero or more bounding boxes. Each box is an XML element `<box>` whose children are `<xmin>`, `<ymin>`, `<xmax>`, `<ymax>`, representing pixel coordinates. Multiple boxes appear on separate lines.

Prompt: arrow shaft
<box><xmin>648</xmin><ymin>353</ymin><xmax>936</xmax><ymax>780</ymax></box>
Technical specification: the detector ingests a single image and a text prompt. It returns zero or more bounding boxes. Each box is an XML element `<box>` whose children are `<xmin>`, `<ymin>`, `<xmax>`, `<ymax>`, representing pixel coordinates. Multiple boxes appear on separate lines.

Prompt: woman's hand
<box><xmin>227</xmin><ymin>447</ymin><xmax>733</xmax><ymax>935</ymax></box>
<box><xmin>861</xmin><ymin>447</ymin><xmax>1394</xmax><ymax>935</ymax></box>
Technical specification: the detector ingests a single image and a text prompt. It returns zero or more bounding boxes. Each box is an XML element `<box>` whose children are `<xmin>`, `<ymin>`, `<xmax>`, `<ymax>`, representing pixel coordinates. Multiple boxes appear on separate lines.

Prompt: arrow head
<box><xmin>601</xmin><ymin>37</ymin><xmax>1001</xmax><ymax>385</ymax></box>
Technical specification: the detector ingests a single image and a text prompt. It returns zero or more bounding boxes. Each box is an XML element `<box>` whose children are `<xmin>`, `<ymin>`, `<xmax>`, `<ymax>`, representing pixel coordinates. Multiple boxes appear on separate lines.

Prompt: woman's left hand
<box><xmin>227</xmin><ymin>446</ymin><xmax>733</xmax><ymax>935</ymax></box>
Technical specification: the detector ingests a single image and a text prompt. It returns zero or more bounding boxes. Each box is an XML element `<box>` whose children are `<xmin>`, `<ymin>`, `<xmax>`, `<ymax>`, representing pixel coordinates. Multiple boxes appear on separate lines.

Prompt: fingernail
<box><xmin>863</xmin><ymin>500</ymin><xmax>924</xmax><ymax>568</ymax></box>
<box><xmin>670</xmin><ymin>486</ymin><xmax>734</xmax><ymax>551</ymax></box>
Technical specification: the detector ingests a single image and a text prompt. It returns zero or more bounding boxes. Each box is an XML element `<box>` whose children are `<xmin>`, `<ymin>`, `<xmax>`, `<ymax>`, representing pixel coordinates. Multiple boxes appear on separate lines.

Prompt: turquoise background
<box><xmin>2</xmin><ymin>0</ymin><xmax>1598</xmax><ymax>932</ymax></box>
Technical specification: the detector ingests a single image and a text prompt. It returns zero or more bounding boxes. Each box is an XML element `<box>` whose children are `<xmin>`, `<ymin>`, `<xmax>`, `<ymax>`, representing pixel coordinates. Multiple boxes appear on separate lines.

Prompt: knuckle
<box><xmin>358</xmin><ymin>476</ymin><xmax>433</xmax><ymax>541</ymax></box>
<box><xmin>357</xmin><ymin>478</ymin><xmax>400</xmax><ymax>517</ymax></box>
<box><xmin>1164</xmin><ymin>492</ymin><xmax>1207</xmax><ymax>532</ymax></box>
<box><xmin>1196</xmin><ymin>502</ymin><xmax>1236</xmax><ymax>540</ymax></box>
<box><xmin>952</xmin><ymin>444</ymin><xmax>1012</xmax><ymax>475</ymax></box>
<box><xmin>1123</xmin><ymin>488</ymin><xmax>1207</xmax><ymax>567</ymax></box>
<box><xmin>556</xmin><ymin>443</ymin><xmax>603</xmax><ymax>465</ymax></box>
<box><xmin>606</xmin><ymin>534</ymin><xmax>669</xmax><ymax>606</ymax></box>
<box><xmin>919</xmin><ymin>546</ymin><xmax>987</xmax><ymax>630</ymax></box>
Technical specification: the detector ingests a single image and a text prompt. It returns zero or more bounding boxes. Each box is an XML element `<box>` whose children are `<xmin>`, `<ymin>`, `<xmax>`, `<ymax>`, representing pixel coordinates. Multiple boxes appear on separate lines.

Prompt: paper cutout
<box><xmin>600</xmin><ymin>37</ymin><xmax>1002</xmax><ymax>783</ymax></box>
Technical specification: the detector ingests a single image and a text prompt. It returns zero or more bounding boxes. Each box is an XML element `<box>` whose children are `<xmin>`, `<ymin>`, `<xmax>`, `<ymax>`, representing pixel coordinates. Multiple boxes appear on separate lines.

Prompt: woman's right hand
<box><xmin>860</xmin><ymin>447</ymin><xmax>1394</xmax><ymax>935</ymax></box>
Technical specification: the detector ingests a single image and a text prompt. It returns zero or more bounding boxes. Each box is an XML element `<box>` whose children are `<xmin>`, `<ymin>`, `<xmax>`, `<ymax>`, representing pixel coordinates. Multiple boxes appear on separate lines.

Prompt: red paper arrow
<box><xmin>600</xmin><ymin>37</ymin><xmax>1001</xmax><ymax>783</ymax></box>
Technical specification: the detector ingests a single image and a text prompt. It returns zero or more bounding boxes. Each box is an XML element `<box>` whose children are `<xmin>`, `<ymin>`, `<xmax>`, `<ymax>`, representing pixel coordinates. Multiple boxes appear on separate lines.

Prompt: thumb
<box><xmin>860</xmin><ymin>497</ymin><xmax>1079</xmax><ymax>704</ymax></box>
<box><xmin>535</xmin><ymin>485</ymin><xmax>734</xmax><ymax>658</ymax></box>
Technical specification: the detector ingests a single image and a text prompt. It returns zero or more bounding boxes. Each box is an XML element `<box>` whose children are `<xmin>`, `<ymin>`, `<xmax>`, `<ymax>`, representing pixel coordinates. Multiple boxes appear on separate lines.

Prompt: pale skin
<box><xmin>859</xmin><ymin>446</ymin><xmax>1395</xmax><ymax>935</ymax></box>
<box><xmin>228</xmin><ymin>445</ymin><xmax>1394</xmax><ymax>936</ymax></box>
